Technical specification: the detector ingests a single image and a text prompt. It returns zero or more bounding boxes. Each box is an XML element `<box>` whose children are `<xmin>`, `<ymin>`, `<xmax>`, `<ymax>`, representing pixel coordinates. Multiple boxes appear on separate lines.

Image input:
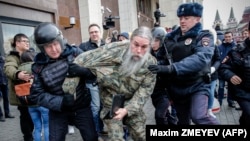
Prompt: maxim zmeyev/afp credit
<box><xmin>146</xmin><ymin>125</ymin><xmax>249</xmax><ymax>140</ymax></box>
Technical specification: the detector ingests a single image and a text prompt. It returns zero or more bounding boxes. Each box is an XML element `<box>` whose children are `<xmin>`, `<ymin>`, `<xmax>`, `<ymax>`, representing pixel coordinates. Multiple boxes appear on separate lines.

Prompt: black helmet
<box><xmin>151</xmin><ymin>27</ymin><xmax>166</xmax><ymax>46</ymax></box>
<box><xmin>34</xmin><ymin>22</ymin><xmax>65</xmax><ymax>52</ymax></box>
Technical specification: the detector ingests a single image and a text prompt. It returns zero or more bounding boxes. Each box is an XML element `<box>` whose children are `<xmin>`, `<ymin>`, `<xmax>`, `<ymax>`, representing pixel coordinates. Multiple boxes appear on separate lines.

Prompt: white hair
<box><xmin>119</xmin><ymin>46</ymin><xmax>150</xmax><ymax>76</ymax></box>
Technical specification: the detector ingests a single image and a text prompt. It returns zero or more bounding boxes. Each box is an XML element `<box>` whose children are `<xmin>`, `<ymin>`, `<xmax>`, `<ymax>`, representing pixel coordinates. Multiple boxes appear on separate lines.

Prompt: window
<box><xmin>0</xmin><ymin>17</ymin><xmax>40</xmax><ymax>56</ymax></box>
<box><xmin>2</xmin><ymin>23</ymin><xmax>35</xmax><ymax>55</ymax></box>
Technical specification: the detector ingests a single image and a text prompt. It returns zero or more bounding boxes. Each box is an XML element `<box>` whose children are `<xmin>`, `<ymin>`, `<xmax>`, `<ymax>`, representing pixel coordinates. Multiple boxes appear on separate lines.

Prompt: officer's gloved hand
<box><xmin>61</xmin><ymin>94</ymin><xmax>74</xmax><ymax>111</ymax></box>
<box><xmin>148</xmin><ymin>65</ymin><xmax>174</xmax><ymax>74</ymax></box>
<box><xmin>67</xmin><ymin>62</ymin><xmax>93</xmax><ymax>78</ymax></box>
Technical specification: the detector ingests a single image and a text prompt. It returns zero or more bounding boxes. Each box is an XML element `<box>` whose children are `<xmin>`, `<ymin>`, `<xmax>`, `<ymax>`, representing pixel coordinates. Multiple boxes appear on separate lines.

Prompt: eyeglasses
<box><xmin>19</xmin><ymin>40</ymin><xmax>30</xmax><ymax>43</ymax></box>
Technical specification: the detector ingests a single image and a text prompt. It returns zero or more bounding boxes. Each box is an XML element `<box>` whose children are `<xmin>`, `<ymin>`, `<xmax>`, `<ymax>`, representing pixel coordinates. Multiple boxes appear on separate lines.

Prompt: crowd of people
<box><xmin>0</xmin><ymin>2</ymin><xmax>250</xmax><ymax>141</ymax></box>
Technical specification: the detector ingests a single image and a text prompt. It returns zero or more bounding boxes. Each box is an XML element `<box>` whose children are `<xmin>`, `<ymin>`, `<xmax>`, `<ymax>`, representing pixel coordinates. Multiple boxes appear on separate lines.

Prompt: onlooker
<box><xmin>78</xmin><ymin>23</ymin><xmax>107</xmax><ymax>140</ymax></box>
<box><xmin>218</xmin><ymin>31</ymin><xmax>236</xmax><ymax>107</ymax></box>
<box><xmin>4</xmin><ymin>33</ymin><xmax>34</xmax><ymax>141</ymax></box>
<box><xmin>30</xmin><ymin>22</ymin><xmax>97</xmax><ymax>141</ymax></box>
<box><xmin>117</xmin><ymin>32</ymin><xmax>129</xmax><ymax>41</ymax></box>
<box><xmin>0</xmin><ymin>56</ymin><xmax>15</xmax><ymax>122</ymax></box>
<box><xmin>150</xmin><ymin>26</ymin><xmax>177</xmax><ymax>125</ymax></box>
<box><xmin>148</xmin><ymin>2</ymin><xmax>220</xmax><ymax>125</ymax></box>
<box><xmin>105</xmin><ymin>30</ymin><xmax>118</xmax><ymax>44</ymax></box>
<box><xmin>242</xmin><ymin>28</ymin><xmax>249</xmax><ymax>41</ymax></box>
<box><xmin>18</xmin><ymin>49</ymin><xmax>49</xmax><ymax>141</ymax></box>
<box><xmin>63</xmin><ymin>26</ymin><xmax>157</xmax><ymax>140</ymax></box>
<box><xmin>219</xmin><ymin>21</ymin><xmax>250</xmax><ymax>125</ymax></box>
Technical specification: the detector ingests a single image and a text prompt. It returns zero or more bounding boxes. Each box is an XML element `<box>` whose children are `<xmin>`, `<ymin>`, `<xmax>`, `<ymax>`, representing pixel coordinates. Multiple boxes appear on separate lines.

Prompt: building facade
<box><xmin>0</xmin><ymin>0</ymin><xmax>204</xmax><ymax>56</ymax></box>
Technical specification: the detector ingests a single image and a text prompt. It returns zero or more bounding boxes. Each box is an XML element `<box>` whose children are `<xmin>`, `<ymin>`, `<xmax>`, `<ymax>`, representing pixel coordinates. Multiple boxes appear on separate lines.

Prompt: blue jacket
<box><xmin>218</xmin><ymin>40</ymin><xmax>236</xmax><ymax>62</ymax></box>
<box><xmin>164</xmin><ymin>23</ymin><xmax>214</xmax><ymax>99</ymax></box>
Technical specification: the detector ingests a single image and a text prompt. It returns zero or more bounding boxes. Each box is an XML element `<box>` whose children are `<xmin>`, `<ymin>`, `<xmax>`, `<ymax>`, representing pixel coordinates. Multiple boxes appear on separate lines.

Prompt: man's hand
<box><xmin>230</xmin><ymin>75</ymin><xmax>242</xmax><ymax>85</ymax></box>
<box><xmin>113</xmin><ymin>108</ymin><xmax>128</xmax><ymax>121</ymax></box>
<box><xmin>148</xmin><ymin>65</ymin><xmax>174</xmax><ymax>74</ymax></box>
<box><xmin>17</xmin><ymin>71</ymin><xmax>32</xmax><ymax>82</ymax></box>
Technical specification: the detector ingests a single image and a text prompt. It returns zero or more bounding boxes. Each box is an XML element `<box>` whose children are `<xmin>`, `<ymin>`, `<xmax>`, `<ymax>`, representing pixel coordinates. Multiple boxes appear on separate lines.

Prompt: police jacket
<box><xmin>78</xmin><ymin>39</ymin><xmax>105</xmax><ymax>83</ymax></box>
<box><xmin>30</xmin><ymin>44</ymin><xmax>91</xmax><ymax>111</ymax></box>
<box><xmin>219</xmin><ymin>38</ymin><xmax>250</xmax><ymax>101</ymax></box>
<box><xmin>150</xmin><ymin>46</ymin><xmax>169</xmax><ymax>89</ymax></box>
<box><xmin>165</xmin><ymin>23</ymin><xmax>214</xmax><ymax>85</ymax></box>
<box><xmin>163</xmin><ymin>23</ymin><xmax>215</xmax><ymax>99</ymax></box>
<box><xmin>150</xmin><ymin>46</ymin><xmax>169</xmax><ymax>99</ymax></box>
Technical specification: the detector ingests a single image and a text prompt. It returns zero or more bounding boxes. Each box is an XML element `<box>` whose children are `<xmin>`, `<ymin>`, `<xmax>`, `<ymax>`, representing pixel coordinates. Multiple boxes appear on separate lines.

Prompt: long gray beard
<box><xmin>119</xmin><ymin>48</ymin><xmax>150</xmax><ymax>77</ymax></box>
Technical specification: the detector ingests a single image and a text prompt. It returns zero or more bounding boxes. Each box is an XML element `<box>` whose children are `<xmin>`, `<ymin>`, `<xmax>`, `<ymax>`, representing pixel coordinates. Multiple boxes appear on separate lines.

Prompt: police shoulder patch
<box><xmin>201</xmin><ymin>37</ymin><xmax>210</xmax><ymax>47</ymax></box>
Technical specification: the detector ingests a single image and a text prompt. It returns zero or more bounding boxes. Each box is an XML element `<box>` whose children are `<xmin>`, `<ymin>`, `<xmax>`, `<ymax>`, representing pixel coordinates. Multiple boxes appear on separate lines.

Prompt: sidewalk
<box><xmin>0</xmin><ymin>98</ymin><xmax>241</xmax><ymax>141</ymax></box>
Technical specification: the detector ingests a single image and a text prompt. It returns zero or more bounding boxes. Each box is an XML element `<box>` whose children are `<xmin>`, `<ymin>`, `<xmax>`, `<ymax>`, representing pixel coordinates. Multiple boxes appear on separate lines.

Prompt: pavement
<box><xmin>0</xmin><ymin>97</ymin><xmax>241</xmax><ymax>141</ymax></box>
<box><xmin>0</xmin><ymin>98</ymin><xmax>155</xmax><ymax>141</ymax></box>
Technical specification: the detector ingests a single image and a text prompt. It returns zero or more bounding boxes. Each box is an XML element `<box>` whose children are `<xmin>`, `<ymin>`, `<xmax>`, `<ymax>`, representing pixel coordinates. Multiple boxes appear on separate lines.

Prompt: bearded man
<box><xmin>63</xmin><ymin>26</ymin><xmax>157</xmax><ymax>141</ymax></box>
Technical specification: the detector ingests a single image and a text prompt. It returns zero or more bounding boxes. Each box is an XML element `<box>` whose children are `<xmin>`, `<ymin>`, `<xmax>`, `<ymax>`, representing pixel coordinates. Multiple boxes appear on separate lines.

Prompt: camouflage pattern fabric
<box><xmin>103</xmin><ymin>112</ymin><xmax>146</xmax><ymax>141</ymax></box>
<box><xmin>63</xmin><ymin>41</ymin><xmax>157</xmax><ymax>140</ymax></box>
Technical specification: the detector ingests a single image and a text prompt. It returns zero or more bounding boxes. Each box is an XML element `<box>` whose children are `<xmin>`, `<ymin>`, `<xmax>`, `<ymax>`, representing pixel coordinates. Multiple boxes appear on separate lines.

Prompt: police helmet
<box><xmin>34</xmin><ymin>22</ymin><xmax>65</xmax><ymax>52</ymax></box>
<box><xmin>151</xmin><ymin>27</ymin><xmax>166</xmax><ymax>46</ymax></box>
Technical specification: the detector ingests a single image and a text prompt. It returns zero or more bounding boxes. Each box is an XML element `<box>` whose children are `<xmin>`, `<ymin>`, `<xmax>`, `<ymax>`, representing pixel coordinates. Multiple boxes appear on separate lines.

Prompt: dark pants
<box><xmin>174</xmin><ymin>92</ymin><xmax>220</xmax><ymax>125</ymax></box>
<box><xmin>218</xmin><ymin>79</ymin><xmax>234</xmax><ymax>105</ymax></box>
<box><xmin>236</xmin><ymin>98</ymin><xmax>250</xmax><ymax>125</ymax></box>
<box><xmin>18</xmin><ymin>106</ymin><xmax>34</xmax><ymax>141</ymax></box>
<box><xmin>151</xmin><ymin>89</ymin><xmax>175</xmax><ymax>125</ymax></box>
<box><xmin>49</xmin><ymin>106</ymin><xmax>98</xmax><ymax>141</ymax></box>
<box><xmin>0</xmin><ymin>84</ymin><xmax>10</xmax><ymax>116</ymax></box>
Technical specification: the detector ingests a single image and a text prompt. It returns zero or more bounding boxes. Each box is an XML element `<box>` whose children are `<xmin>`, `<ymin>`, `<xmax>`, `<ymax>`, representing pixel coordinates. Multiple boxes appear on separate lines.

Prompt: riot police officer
<box><xmin>30</xmin><ymin>22</ymin><xmax>98</xmax><ymax>141</ymax></box>
<box><xmin>150</xmin><ymin>27</ymin><xmax>177</xmax><ymax>125</ymax></box>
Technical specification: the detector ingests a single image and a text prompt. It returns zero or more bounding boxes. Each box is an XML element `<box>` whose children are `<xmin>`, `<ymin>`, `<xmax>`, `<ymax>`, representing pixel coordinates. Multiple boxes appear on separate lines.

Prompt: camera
<box><xmin>154</xmin><ymin>9</ymin><xmax>166</xmax><ymax>23</ymax></box>
<box><xmin>103</xmin><ymin>15</ymin><xmax>120</xmax><ymax>30</ymax></box>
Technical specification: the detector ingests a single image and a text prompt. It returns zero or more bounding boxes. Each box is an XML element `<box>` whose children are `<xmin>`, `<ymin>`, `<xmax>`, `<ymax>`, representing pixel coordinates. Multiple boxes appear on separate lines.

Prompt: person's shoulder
<box><xmin>147</xmin><ymin>54</ymin><xmax>157</xmax><ymax>65</ymax></box>
<box><xmin>5</xmin><ymin>51</ymin><xmax>20</xmax><ymax>62</ymax></box>
<box><xmin>198</xmin><ymin>29</ymin><xmax>213</xmax><ymax>37</ymax></box>
<box><xmin>196</xmin><ymin>29</ymin><xmax>214</xmax><ymax>42</ymax></box>
<box><xmin>232</xmin><ymin>42</ymin><xmax>245</xmax><ymax>52</ymax></box>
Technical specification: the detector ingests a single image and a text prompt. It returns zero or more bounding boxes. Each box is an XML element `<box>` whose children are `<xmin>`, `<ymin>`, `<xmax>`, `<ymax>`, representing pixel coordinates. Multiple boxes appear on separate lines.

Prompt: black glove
<box><xmin>67</xmin><ymin>62</ymin><xmax>94</xmax><ymax>78</ymax></box>
<box><xmin>148</xmin><ymin>65</ymin><xmax>174</xmax><ymax>74</ymax></box>
<box><xmin>61</xmin><ymin>94</ymin><xmax>74</xmax><ymax>111</ymax></box>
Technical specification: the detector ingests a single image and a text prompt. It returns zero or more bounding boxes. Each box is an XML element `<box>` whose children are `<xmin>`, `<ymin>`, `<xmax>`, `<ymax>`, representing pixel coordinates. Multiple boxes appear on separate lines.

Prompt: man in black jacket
<box><xmin>219</xmin><ymin>21</ymin><xmax>250</xmax><ymax>125</ymax></box>
<box><xmin>30</xmin><ymin>22</ymin><xmax>97</xmax><ymax>141</ymax></box>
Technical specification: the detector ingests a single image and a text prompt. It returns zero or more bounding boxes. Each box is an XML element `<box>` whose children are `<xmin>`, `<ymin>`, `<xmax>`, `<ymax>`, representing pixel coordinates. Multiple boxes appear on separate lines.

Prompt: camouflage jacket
<box><xmin>63</xmin><ymin>41</ymin><xmax>157</xmax><ymax>117</ymax></box>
